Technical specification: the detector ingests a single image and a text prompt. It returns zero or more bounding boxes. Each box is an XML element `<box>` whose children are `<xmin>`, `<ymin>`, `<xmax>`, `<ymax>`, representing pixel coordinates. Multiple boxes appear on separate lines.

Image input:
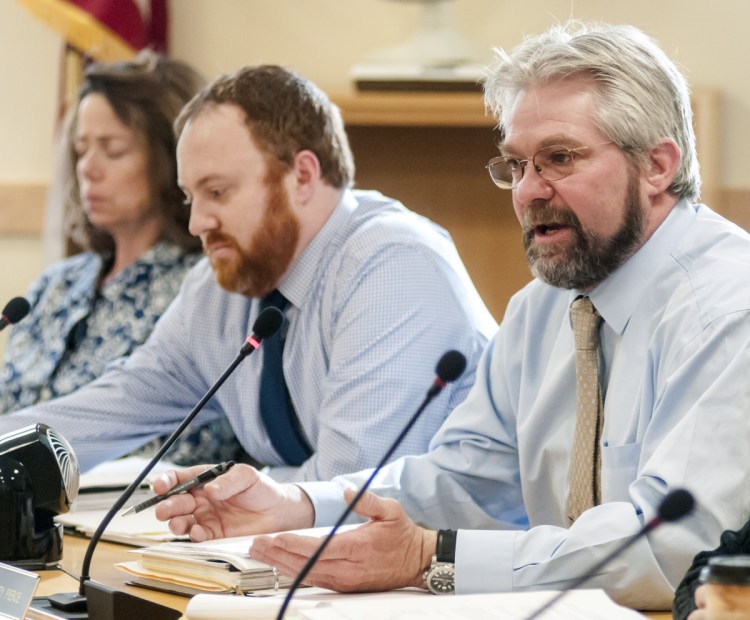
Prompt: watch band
<box><xmin>436</xmin><ymin>529</ymin><xmax>457</xmax><ymax>563</ymax></box>
<box><xmin>424</xmin><ymin>530</ymin><xmax>457</xmax><ymax>595</ymax></box>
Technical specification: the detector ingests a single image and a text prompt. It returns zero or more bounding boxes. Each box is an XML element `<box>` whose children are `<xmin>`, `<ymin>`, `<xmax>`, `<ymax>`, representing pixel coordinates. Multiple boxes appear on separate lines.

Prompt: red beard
<box><xmin>205</xmin><ymin>168</ymin><xmax>300</xmax><ymax>298</ymax></box>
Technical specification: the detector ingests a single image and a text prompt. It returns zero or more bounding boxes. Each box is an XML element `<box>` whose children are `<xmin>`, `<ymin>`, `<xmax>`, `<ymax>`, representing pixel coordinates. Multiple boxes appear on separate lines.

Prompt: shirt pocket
<box><xmin>601</xmin><ymin>441</ymin><xmax>642</xmax><ymax>503</ymax></box>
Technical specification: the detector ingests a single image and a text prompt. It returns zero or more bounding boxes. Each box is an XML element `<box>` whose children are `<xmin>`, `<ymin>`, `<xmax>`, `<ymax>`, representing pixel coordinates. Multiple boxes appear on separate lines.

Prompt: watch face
<box><xmin>428</xmin><ymin>564</ymin><xmax>455</xmax><ymax>594</ymax></box>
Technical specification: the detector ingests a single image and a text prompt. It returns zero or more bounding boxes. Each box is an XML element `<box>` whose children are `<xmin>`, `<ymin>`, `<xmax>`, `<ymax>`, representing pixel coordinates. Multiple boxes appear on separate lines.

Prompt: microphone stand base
<box><xmin>29</xmin><ymin>582</ymin><xmax>181</xmax><ymax>620</ymax></box>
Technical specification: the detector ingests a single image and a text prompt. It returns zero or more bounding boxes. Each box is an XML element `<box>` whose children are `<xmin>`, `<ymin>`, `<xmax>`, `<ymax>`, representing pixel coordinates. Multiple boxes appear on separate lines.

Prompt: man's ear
<box><xmin>291</xmin><ymin>150</ymin><xmax>321</xmax><ymax>204</ymax></box>
<box><xmin>644</xmin><ymin>138</ymin><xmax>681</xmax><ymax>196</ymax></box>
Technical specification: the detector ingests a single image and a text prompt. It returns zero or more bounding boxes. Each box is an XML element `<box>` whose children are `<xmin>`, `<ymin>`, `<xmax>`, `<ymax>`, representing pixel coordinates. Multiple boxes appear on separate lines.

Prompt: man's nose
<box><xmin>513</xmin><ymin>164</ymin><xmax>554</xmax><ymax>205</ymax></box>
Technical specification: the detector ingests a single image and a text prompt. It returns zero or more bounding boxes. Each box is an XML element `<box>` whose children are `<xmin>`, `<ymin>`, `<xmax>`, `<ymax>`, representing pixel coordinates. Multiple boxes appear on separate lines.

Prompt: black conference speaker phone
<box><xmin>0</xmin><ymin>423</ymin><xmax>80</xmax><ymax>569</ymax></box>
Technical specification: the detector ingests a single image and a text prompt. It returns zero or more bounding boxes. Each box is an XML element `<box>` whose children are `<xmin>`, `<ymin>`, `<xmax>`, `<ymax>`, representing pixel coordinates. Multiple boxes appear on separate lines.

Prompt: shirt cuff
<box><xmin>295</xmin><ymin>480</ymin><xmax>348</xmax><ymax>526</ymax></box>
<box><xmin>455</xmin><ymin>529</ymin><xmax>518</xmax><ymax>594</ymax></box>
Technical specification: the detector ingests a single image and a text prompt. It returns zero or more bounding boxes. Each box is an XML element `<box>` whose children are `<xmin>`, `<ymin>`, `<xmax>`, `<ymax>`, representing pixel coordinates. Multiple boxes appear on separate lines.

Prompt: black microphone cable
<box><xmin>43</xmin><ymin>306</ymin><xmax>283</xmax><ymax>615</ymax></box>
<box><xmin>276</xmin><ymin>350</ymin><xmax>467</xmax><ymax>620</ymax></box>
<box><xmin>523</xmin><ymin>488</ymin><xmax>695</xmax><ymax>620</ymax></box>
<box><xmin>78</xmin><ymin>305</ymin><xmax>284</xmax><ymax>589</ymax></box>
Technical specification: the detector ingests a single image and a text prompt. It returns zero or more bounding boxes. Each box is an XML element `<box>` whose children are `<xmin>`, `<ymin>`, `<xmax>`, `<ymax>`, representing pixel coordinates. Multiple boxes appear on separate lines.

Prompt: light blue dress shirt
<box><xmin>0</xmin><ymin>190</ymin><xmax>497</xmax><ymax>481</ymax></box>
<box><xmin>302</xmin><ymin>200</ymin><xmax>750</xmax><ymax>609</ymax></box>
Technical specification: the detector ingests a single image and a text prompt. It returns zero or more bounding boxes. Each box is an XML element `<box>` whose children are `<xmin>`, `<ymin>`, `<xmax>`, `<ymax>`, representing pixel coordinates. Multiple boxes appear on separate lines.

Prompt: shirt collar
<box><xmin>577</xmin><ymin>199</ymin><xmax>696</xmax><ymax>334</ymax></box>
<box><xmin>275</xmin><ymin>189</ymin><xmax>355</xmax><ymax>308</ymax></box>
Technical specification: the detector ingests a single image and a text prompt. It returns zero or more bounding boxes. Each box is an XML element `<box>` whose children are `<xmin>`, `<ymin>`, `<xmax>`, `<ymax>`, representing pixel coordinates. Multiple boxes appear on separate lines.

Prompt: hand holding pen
<box><xmin>122</xmin><ymin>460</ymin><xmax>236</xmax><ymax>516</ymax></box>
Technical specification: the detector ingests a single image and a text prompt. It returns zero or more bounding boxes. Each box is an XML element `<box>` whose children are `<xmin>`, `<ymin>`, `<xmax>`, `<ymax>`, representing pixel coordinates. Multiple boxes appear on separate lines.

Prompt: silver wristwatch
<box><xmin>423</xmin><ymin>529</ymin><xmax>456</xmax><ymax>594</ymax></box>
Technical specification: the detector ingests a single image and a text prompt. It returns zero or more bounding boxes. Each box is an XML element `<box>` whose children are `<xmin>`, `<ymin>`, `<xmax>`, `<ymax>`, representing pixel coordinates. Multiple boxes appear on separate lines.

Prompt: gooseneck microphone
<box><xmin>276</xmin><ymin>350</ymin><xmax>467</xmax><ymax>620</ymax></box>
<box><xmin>523</xmin><ymin>488</ymin><xmax>695</xmax><ymax>620</ymax></box>
<box><xmin>0</xmin><ymin>296</ymin><xmax>30</xmax><ymax>331</ymax></box>
<box><xmin>41</xmin><ymin>306</ymin><xmax>283</xmax><ymax>619</ymax></box>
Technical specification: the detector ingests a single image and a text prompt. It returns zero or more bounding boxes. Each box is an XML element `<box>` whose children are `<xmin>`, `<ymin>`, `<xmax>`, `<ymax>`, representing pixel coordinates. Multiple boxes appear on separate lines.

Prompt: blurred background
<box><xmin>1</xmin><ymin>0</ymin><xmax>747</xmax><ymax>354</ymax></box>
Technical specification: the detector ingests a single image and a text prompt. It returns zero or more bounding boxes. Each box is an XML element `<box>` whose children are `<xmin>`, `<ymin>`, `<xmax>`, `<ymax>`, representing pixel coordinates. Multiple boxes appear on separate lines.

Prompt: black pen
<box><xmin>122</xmin><ymin>460</ymin><xmax>236</xmax><ymax>516</ymax></box>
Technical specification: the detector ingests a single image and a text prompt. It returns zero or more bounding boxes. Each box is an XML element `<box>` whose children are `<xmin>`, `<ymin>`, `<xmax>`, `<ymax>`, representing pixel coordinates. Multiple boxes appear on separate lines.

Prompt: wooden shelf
<box><xmin>331</xmin><ymin>90</ymin><xmax>494</xmax><ymax>128</ymax></box>
<box><xmin>336</xmin><ymin>91</ymin><xmax>517</xmax><ymax>319</ymax></box>
<box><xmin>329</xmin><ymin>87</ymin><xmax>723</xmax><ymax>321</ymax></box>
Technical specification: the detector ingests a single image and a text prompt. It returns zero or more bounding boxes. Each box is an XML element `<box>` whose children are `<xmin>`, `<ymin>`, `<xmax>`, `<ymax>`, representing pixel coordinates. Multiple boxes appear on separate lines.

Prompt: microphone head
<box><xmin>253</xmin><ymin>306</ymin><xmax>284</xmax><ymax>339</ymax></box>
<box><xmin>436</xmin><ymin>350</ymin><xmax>467</xmax><ymax>383</ymax></box>
<box><xmin>2</xmin><ymin>296</ymin><xmax>30</xmax><ymax>324</ymax></box>
<box><xmin>657</xmin><ymin>488</ymin><xmax>695</xmax><ymax>522</ymax></box>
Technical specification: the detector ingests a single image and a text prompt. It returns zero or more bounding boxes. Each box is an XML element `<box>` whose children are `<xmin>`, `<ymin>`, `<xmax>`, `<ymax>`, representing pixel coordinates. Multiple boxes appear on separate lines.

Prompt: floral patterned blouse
<box><xmin>0</xmin><ymin>241</ymin><xmax>245</xmax><ymax>465</ymax></box>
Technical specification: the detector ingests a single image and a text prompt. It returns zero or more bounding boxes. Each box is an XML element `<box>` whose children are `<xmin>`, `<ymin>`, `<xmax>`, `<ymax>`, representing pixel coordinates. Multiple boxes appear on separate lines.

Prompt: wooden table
<box><xmin>34</xmin><ymin>535</ymin><xmax>189</xmax><ymax>618</ymax></box>
<box><xmin>34</xmin><ymin>535</ymin><xmax>673</xmax><ymax>619</ymax></box>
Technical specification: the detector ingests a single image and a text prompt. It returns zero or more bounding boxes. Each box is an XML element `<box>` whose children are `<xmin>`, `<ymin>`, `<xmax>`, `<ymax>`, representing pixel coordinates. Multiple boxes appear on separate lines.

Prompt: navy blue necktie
<box><xmin>258</xmin><ymin>290</ymin><xmax>312</xmax><ymax>466</ymax></box>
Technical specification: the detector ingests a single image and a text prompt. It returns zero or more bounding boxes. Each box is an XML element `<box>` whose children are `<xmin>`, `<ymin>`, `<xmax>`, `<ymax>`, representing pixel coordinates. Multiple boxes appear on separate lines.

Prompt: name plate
<box><xmin>0</xmin><ymin>562</ymin><xmax>39</xmax><ymax>619</ymax></box>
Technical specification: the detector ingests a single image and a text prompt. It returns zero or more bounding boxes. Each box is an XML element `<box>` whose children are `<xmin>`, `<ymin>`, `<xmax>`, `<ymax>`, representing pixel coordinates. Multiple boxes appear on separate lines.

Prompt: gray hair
<box><xmin>483</xmin><ymin>22</ymin><xmax>700</xmax><ymax>200</ymax></box>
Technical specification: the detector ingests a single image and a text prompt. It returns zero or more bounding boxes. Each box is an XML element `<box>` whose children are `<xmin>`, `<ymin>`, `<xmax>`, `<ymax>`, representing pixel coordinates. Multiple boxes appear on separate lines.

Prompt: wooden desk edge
<box><xmin>33</xmin><ymin>535</ymin><xmax>672</xmax><ymax>619</ymax></box>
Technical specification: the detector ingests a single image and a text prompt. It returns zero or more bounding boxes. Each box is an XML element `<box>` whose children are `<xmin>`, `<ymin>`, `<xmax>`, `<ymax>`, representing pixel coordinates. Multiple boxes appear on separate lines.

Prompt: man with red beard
<box><xmin>155</xmin><ymin>23</ymin><xmax>750</xmax><ymax>611</ymax></box>
<box><xmin>0</xmin><ymin>66</ymin><xmax>497</xmax><ymax>480</ymax></box>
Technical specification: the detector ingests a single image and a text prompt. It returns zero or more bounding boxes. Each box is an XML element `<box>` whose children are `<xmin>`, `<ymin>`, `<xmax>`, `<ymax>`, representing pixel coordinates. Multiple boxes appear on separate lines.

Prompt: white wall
<box><xmin>4</xmin><ymin>0</ymin><xmax>748</xmax><ymax>189</ymax></box>
<box><xmin>0</xmin><ymin>237</ymin><xmax>45</xmax><ymax>355</ymax></box>
<box><xmin>1</xmin><ymin>0</ymin><xmax>749</xmax><ymax>356</ymax></box>
<box><xmin>169</xmin><ymin>0</ymin><xmax>747</xmax><ymax>189</ymax></box>
<box><xmin>0</xmin><ymin>1</ymin><xmax>58</xmax><ymax>183</ymax></box>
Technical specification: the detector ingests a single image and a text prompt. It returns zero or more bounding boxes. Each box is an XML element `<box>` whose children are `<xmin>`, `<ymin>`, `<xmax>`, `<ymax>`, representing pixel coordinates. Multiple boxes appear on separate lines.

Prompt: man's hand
<box><xmin>687</xmin><ymin>584</ymin><xmax>707</xmax><ymax>620</ymax></box>
<box><xmin>153</xmin><ymin>463</ymin><xmax>314</xmax><ymax>541</ymax></box>
<box><xmin>251</xmin><ymin>488</ymin><xmax>437</xmax><ymax>592</ymax></box>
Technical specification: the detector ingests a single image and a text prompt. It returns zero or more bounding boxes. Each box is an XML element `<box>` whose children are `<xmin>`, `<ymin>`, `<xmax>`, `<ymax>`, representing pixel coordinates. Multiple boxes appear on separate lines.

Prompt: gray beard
<box><xmin>524</xmin><ymin>175</ymin><xmax>646</xmax><ymax>290</ymax></box>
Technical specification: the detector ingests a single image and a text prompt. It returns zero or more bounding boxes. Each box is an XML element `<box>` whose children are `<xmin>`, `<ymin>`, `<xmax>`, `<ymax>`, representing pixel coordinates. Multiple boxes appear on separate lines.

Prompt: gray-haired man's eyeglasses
<box><xmin>486</xmin><ymin>142</ymin><xmax>613</xmax><ymax>190</ymax></box>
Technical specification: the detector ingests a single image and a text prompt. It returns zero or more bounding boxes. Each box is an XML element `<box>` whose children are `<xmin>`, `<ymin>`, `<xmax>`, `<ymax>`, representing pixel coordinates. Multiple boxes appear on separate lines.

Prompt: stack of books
<box><xmin>117</xmin><ymin>525</ymin><xmax>357</xmax><ymax>596</ymax></box>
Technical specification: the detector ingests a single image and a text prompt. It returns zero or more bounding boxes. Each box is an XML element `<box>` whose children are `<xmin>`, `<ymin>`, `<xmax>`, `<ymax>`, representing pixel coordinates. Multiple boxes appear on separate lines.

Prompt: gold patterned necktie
<box><xmin>567</xmin><ymin>296</ymin><xmax>604</xmax><ymax>525</ymax></box>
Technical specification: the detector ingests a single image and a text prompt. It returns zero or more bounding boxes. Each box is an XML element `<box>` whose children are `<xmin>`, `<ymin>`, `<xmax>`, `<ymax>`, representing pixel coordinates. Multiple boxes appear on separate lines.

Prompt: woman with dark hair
<box><xmin>0</xmin><ymin>52</ymin><xmax>243</xmax><ymax>465</ymax></box>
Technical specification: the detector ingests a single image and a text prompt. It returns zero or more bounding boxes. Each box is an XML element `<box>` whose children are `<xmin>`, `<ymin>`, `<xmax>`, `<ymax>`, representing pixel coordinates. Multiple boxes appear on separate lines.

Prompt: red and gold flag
<box><xmin>17</xmin><ymin>0</ymin><xmax>167</xmax><ymax>62</ymax></box>
<box><xmin>18</xmin><ymin>0</ymin><xmax>169</xmax><ymax>119</ymax></box>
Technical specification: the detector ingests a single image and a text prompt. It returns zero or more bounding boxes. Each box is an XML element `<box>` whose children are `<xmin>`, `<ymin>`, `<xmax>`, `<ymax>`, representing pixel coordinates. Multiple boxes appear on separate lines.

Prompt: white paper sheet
<box><xmin>185</xmin><ymin>587</ymin><xmax>648</xmax><ymax>620</ymax></box>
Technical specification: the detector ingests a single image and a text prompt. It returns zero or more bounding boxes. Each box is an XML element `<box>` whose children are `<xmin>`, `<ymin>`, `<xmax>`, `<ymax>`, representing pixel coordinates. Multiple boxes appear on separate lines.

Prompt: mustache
<box><xmin>203</xmin><ymin>231</ymin><xmax>239</xmax><ymax>251</ymax></box>
<box><xmin>522</xmin><ymin>203</ymin><xmax>582</xmax><ymax>231</ymax></box>
<box><xmin>522</xmin><ymin>204</ymin><xmax>584</xmax><ymax>244</ymax></box>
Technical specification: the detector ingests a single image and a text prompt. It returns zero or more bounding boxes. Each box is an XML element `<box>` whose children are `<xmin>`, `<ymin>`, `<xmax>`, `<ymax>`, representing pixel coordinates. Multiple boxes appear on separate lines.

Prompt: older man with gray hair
<box><xmin>157</xmin><ymin>22</ymin><xmax>750</xmax><ymax>610</ymax></box>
